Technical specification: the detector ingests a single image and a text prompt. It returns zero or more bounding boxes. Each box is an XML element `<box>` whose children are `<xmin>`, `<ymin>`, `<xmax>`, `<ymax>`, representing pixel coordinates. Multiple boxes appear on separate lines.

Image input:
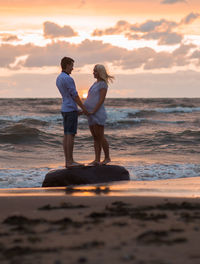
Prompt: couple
<box><xmin>56</xmin><ymin>57</ymin><xmax>114</xmax><ymax>168</ymax></box>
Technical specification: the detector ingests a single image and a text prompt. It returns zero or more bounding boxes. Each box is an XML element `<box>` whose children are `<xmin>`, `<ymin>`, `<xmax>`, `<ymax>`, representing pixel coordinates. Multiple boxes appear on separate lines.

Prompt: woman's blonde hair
<box><xmin>94</xmin><ymin>64</ymin><xmax>114</xmax><ymax>84</ymax></box>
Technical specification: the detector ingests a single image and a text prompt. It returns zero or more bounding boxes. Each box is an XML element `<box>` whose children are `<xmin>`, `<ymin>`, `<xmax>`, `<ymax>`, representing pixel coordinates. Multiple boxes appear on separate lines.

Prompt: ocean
<box><xmin>0</xmin><ymin>98</ymin><xmax>200</xmax><ymax>188</ymax></box>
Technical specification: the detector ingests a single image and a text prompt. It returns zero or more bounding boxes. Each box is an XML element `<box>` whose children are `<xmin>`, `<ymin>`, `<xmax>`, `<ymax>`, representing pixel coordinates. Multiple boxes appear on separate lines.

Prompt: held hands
<box><xmin>78</xmin><ymin>109</ymin><xmax>95</xmax><ymax>116</ymax></box>
<box><xmin>78</xmin><ymin>110</ymin><xmax>90</xmax><ymax>116</ymax></box>
<box><xmin>78</xmin><ymin>110</ymin><xmax>83</xmax><ymax>116</ymax></box>
<box><xmin>83</xmin><ymin>109</ymin><xmax>90</xmax><ymax>116</ymax></box>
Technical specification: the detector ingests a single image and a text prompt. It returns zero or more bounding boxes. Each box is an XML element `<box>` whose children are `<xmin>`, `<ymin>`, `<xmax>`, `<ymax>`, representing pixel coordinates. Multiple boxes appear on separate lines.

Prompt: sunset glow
<box><xmin>0</xmin><ymin>0</ymin><xmax>200</xmax><ymax>97</ymax></box>
<box><xmin>82</xmin><ymin>92</ymin><xmax>88</xmax><ymax>99</ymax></box>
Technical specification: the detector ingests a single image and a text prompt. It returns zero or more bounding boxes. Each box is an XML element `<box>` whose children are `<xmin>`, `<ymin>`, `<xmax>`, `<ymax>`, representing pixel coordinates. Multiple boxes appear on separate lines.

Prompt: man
<box><xmin>56</xmin><ymin>57</ymin><xmax>89</xmax><ymax>168</ymax></box>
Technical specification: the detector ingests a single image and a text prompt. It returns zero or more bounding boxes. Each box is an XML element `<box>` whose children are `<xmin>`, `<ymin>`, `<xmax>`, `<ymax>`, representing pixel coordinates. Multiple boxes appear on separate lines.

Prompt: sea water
<box><xmin>0</xmin><ymin>98</ymin><xmax>200</xmax><ymax>188</ymax></box>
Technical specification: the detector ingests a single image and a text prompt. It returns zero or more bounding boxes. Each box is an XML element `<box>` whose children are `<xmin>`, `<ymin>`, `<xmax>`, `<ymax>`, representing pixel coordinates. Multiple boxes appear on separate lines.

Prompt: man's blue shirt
<box><xmin>56</xmin><ymin>71</ymin><xmax>78</xmax><ymax>112</ymax></box>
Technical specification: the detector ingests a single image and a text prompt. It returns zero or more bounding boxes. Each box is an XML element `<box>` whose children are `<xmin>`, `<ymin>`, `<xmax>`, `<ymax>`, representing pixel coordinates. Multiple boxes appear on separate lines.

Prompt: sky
<box><xmin>0</xmin><ymin>0</ymin><xmax>200</xmax><ymax>98</ymax></box>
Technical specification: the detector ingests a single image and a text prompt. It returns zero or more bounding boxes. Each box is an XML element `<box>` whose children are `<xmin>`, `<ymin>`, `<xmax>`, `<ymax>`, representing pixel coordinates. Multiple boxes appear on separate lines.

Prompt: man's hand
<box><xmin>74</xmin><ymin>95</ymin><xmax>90</xmax><ymax>116</ymax></box>
<box><xmin>83</xmin><ymin>109</ymin><xmax>90</xmax><ymax>116</ymax></box>
<box><xmin>78</xmin><ymin>110</ymin><xmax>83</xmax><ymax>116</ymax></box>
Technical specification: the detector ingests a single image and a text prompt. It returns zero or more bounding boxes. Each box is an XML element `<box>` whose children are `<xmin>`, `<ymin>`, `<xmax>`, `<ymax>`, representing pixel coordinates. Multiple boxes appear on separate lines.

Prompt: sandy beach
<box><xmin>0</xmin><ymin>178</ymin><xmax>200</xmax><ymax>264</ymax></box>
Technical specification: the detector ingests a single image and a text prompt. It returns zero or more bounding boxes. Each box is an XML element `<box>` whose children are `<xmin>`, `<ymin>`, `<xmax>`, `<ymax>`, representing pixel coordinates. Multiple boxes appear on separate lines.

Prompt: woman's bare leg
<box><xmin>101</xmin><ymin>136</ymin><xmax>111</xmax><ymax>164</ymax></box>
<box><xmin>89</xmin><ymin>125</ymin><xmax>104</xmax><ymax>165</ymax></box>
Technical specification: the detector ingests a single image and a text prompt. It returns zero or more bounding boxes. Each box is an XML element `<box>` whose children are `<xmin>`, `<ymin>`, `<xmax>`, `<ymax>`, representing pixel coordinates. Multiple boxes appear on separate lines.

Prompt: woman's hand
<box><xmin>78</xmin><ymin>110</ymin><xmax>83</xmax><ymax>116</ymax></box>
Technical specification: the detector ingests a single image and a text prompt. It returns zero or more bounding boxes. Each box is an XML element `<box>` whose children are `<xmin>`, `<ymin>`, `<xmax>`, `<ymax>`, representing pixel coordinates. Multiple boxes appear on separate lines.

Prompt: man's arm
<box><xmin>67</xmin><ymin>78</ymin><xmax>89</xmax><ymax>116</ymax></box>
<box><xmin>74</xmin><ymin>95</ymin><xmax>89</xmax><ymax>116</ymax></box>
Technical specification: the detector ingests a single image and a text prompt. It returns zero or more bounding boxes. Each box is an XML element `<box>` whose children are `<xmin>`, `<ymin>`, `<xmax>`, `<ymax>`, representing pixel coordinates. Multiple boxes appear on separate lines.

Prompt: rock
<box><xmin>42</xmin><ymin>165</ymin><xmax>130</xmax><ymax>187</ymax></box>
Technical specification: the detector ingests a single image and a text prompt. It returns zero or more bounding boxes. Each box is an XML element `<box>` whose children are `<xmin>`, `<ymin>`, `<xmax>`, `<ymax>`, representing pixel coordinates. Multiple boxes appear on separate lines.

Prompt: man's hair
<box><xmin>61</xmin><ymin>57</ymin><xmax>74</xmax><ymax>70</ymax></box>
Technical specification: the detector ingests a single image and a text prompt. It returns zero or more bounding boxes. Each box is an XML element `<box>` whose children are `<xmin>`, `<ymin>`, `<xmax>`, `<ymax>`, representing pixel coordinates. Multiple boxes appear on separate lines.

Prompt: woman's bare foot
<box><xmin>66</xmin><ymin>161</ymin><xmax>84</xmax><ymax>168</ymax></box>
<box><xmin>88</xmin><ymin>160</ymin><xmax>101</xmax><ymax>166</ymax></box>
<box><xmin>101</xmin><ymin>158</ymin><xmax>111</xmax><ymax>165</ymax></box>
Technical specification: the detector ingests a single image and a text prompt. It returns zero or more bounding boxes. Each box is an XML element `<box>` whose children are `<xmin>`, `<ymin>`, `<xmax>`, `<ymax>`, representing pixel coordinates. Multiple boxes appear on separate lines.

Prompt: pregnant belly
<box><xmin>84</xmin><ymin>100</ymin><xmax>97</xmax><ymax>111</ymax></box>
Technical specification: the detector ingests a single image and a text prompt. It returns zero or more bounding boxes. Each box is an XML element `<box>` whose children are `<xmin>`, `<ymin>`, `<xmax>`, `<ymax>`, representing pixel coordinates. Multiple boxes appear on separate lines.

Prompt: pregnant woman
<box><xmin>84</xmin><ymin>64</ymin><xmax>114</xmax><ymax>166</ymax></box>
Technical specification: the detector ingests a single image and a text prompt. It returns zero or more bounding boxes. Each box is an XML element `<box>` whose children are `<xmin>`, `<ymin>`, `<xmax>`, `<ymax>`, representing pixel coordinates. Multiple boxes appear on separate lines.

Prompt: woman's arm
<box><xmin>90</xmin><ymin>88</ymin><xmax>107</xmax><ymax>114</ymax></box>
<box><xmin>74</xmin><ymin>95</ymin><xmax>89</xmax><ymax>116</ymax></box>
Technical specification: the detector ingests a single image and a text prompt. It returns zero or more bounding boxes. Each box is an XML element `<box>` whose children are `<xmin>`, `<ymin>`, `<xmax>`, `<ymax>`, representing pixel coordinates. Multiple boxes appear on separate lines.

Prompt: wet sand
<box><xmin>1</xmin><ymin>178</ymin><xmax>200</xmax><ymax>264</ymax></box>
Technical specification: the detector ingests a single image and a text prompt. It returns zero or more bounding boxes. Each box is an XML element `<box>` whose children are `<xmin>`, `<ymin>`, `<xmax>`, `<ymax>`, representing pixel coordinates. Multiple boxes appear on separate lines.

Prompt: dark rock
<box><xmin>42</xmin><ymin>165</ymin><xmax>130</xmax><ymax>187</ymax></box>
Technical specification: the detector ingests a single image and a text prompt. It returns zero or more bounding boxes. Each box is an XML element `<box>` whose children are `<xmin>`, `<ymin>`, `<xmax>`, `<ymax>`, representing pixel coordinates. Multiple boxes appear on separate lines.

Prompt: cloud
<box><xmin>116</xmin><ymin>47</ymin><xmax>156</xmax><ymax>69</ymax></box>
<box><xmin>43</xmin><ymin>21</ymin><xmax>78</xmax><ymax>39</ymax></box>
<box><xmin>125</xmin><ymin>31</ymin><xmax>183</xmax><ymax>45</ymax></box>
<box><xmin>92</xmin><ymin>13</ymin><xmax>199</xmax><ymax>46</ymax></box>
<box><xmin>0</xmin><ymin>43</ymin><xmax>33</xmax><ymax>67</ymax></box>
<box><xmin>190</xmin><ymin>49</ymin><xmax>200</xmax><ymax>66</ymax></box>
<box><xmin>160</xmin><ymin>0</ymin><xmax>187</xmax><ymax>4</ymax></box>
<box><xmin>181</xmin><ymin>12</ymin><xmax>200</xmax><ymax>24</ymax></box>
<box><xmin>1</xmin><ymin>34</ymin><xmax>20</xmax><ymax>42</ymax></box>
<box><xmin>130</xmin><ymin>19</ymin><xmax>178</xmax><ymax>33</ymax></box>
<box><xmin>190</xmin><ymin>50</ymin><xmax>200</xmax><ymax>59</ymax></box>
<box><xmin>93</xmin><ymin>19</ymin><xmax>181</xmax><ymax>45</ymax></box>
<box><xmin>23</xmin><ymin>39</ymin><xmax>128</xmax><ymax>68</ymax></box>
<box><xmin>147</xmin><ymin>32</ymin><xmax>183</xmax><ymax>45</ymax></box>
<box><xmin>92</xmin><ymin>20</ymin><xmax>129</xmax><ymax>36</ymax></box>
<box><xmin>0</xmin><ymin>39</ymin><xmax>197</xmax><ymax>71</ymax></box>
<box><xmin>144</xmin><ymin>44</ymin><xmax>196</xmax><ymax>69</ymax></box>
<box><xmin>172</xmin><ymin>43</ymin><xmax>196</xmax><ymax>56</ymax></box>
<box><xmin>144</xmin><ymin>51</ymin><xmax>174</xmax><ymax>70</ymax></box>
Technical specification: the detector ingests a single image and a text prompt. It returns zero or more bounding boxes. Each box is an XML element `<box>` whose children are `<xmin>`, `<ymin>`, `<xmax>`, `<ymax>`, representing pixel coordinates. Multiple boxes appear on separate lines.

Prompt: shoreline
<box><xmin>1</xmin><ymin>176</ymin><xmax>200</xmax><ymax>198</ymax></box>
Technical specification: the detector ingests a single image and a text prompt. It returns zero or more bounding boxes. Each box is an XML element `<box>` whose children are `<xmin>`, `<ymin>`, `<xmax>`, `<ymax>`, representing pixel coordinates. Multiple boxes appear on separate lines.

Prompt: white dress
<box><xmin>84</xmin><ymin>81</ymin><xmax>108</xmax><ymax>126</ymax></box>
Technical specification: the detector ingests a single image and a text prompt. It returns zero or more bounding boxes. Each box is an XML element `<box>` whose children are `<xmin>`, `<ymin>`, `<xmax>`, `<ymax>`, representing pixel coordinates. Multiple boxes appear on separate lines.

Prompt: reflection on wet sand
<box><xmin>1</xmin><ymin>176</ymin><xmax>200</xmax><ymax>198</ymax></box>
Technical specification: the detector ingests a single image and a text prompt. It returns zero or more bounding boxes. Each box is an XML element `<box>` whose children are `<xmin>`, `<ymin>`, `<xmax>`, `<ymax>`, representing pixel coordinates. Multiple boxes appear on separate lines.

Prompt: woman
<box><xmin>84</xmin><ymin>64</ymin><xmax>114</xmax><ymax>165</ymax></box>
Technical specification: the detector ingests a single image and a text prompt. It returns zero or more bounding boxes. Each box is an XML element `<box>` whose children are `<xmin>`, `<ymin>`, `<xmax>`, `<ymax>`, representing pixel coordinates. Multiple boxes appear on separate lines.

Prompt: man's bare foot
<box><xmin>88</xmin><ymin>160</ymin><xmax>101</xmax><ymax>166</ymax></box>
<box><xmin>101</xmin><ymin>158</ymin><xmax>111</xmax><ymax>165</ymax></box>
<box><xmin>66</xmin><ymin>161</ymin><xmax>84</xmax><ymax>168</ymax></box>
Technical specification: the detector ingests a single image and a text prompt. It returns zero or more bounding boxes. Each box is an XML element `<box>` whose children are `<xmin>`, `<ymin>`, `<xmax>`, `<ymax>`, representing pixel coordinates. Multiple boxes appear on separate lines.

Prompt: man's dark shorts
<box><xmin>61</xmin><ymin>111</ymin><xmax>78</xmax><ymax>135</ymax></box>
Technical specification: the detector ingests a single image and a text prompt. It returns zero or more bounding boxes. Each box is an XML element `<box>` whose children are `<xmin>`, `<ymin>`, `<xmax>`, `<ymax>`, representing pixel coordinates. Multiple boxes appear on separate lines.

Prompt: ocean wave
<box><xmin>0</xmin><ymin>124</ymin><xmax>57</xmax><ymax>145</ymax></box>
<box><xmin>128</xmin><ymin>163</ymin><xmax>200</xmax><ymax>181</ymax></box>
<box><xmin>103</xmin><ymin>130</ymin><xmax>200</xmax><ymax>150</ymax></box>
<box><xmin>124</xmin><ymin>107</ymin><xmax>200</xmax><ymax>118</ymax></box>
<box><xmin>105</xmin><ymin>107</ymin><xmax>200</xmax><ymax>125</ymax></box>
<box><xmin>150</xmin><ymin>130</ymin><xmax>200</xmax><ymax>145</ymax></box>
<box><xmin>1</xmin><ymin>105</ymin><xmax>199</xmax><ymax>131</ymax></box>
<box><xmin>19</xmin><ymin>118</ymin><xmax>48</xmax><ymax>126</ymax></box>
<box><xmin>0</xmin><ymin>115</ymin><xmax>62</xmax><ymax>124</ymax></box>
<box><xmin>154</xmin><ymin>106</ymin><xmax>200</xmax><ymax>114</ymax></box>
<box><xmin>113</xmin><ymin>118</ymin><xmax>185</xmax><ymax>126</ymax></box>
<box><xmin>0</xmin><ymin>167</ymin><xmax>48</xmax><ymax>188</ymax></box>
<box><xmin>1</xmin><ymin>163</ymin><xmax>200</xmax><ymax>188</ymax></box>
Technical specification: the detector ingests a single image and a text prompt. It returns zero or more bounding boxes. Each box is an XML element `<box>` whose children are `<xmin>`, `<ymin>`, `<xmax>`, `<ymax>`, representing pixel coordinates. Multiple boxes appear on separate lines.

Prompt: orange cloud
<box><xmin>0</xmin><ymin>38</ymin><xmax>198</xmax><ymax>71</ymax></box>
<box><xmin>92</xmin><ymin>13</ymin><xmax>200</xmax><ymax>45</ymax></box>
<box><xmin>43</xmin><ymin>22</ymin><xmax>78</xmax><ymax>39</ymax></box>
<box><xmin>181</xmin><ymin>12</ymin><xmax>200</xmax><ymax>24</ymax></box>
<box><xmin>161</xmin><ymin>0</ymin><xmax>187</xmax><ymax>4</ymax></box>
<box><xmin>0</xmin><ymin>34</ymin><xmax>20</xmax><ymax>42</ymax></box>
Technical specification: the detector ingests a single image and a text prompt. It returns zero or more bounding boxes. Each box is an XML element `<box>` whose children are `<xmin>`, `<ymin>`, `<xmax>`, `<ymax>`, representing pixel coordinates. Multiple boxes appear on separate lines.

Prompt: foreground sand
<box><xmin>1</xmin><ymin>178</ymin><xmax>200</xmax><ymax>263</ymax></box>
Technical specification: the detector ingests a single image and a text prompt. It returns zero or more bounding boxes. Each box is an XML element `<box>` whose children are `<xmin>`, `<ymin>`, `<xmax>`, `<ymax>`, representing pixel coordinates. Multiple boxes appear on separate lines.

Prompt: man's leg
<box><xmin>62</xmin><ymin>111</ymin><xmax>82</xmax><ymax>167</ymax></box>
<box><xmin>63</xmin><ymin>134</ymin><xmax>75</xmax><ymax>167</ymax></box>
<box><xmin>63</xmin><ymin>134</ymin><xmax>68</xmax><ymax>165</ymax></box>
